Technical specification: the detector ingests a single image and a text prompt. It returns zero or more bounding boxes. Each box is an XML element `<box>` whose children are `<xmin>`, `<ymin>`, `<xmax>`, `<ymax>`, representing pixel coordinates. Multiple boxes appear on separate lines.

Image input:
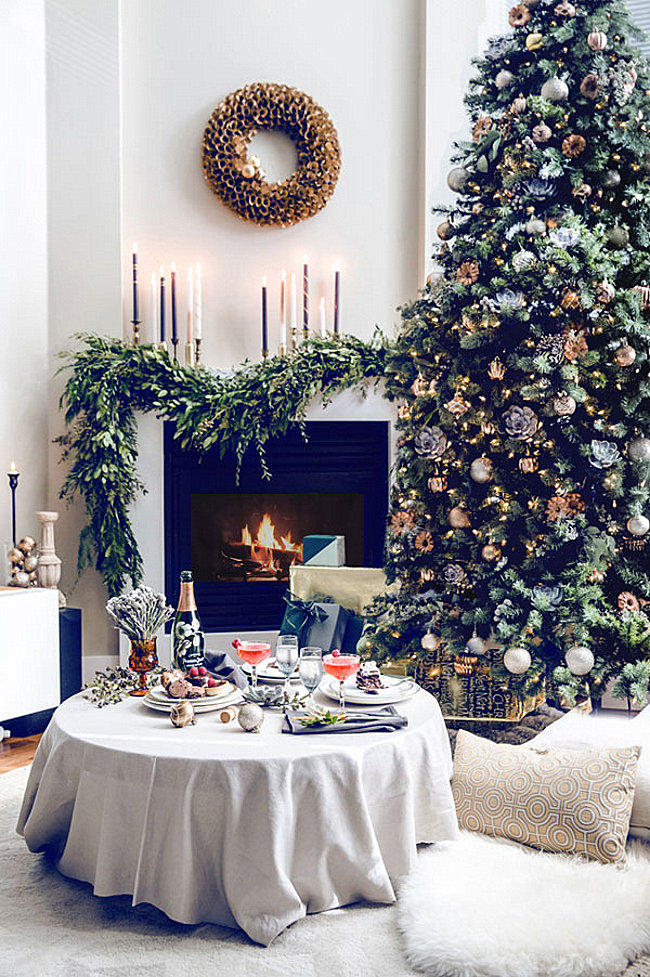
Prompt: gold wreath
<box><xmin>201</xmin><ymin>82</ymin><xmax>341</xmax><ymax>228</ymax></box>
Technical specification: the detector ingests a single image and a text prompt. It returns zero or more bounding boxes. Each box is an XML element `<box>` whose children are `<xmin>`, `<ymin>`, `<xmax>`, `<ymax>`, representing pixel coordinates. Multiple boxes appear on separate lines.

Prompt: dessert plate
<box><xmin>239</xmin><ymin>658</ymin><xmax>301</xmax><ymax>684</ymax></box>
<box><xmin>142</xmin><ymin>688</ymin><xmax>243</xmax><ymax>713</ymax></box>
<box><xmin>147</xmin><ymin>681</ymin><xmax>236</xmax><ymax>704</ymax></box>
<box><xmin>320</xmin><ymin>674</ymin><xmax>419</xmax><ymax>706</ymax></box>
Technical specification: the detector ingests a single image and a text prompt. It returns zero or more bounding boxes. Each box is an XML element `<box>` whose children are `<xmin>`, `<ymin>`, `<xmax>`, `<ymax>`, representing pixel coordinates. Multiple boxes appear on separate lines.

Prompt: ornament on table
<box><xmin>519</xmin><ymin>456</ymin><xmax>538</xmax><ymax>473</ymax></box>
<box><xmin>562</xmin><ymin>329</ymin><xmax>588</xmax><ymax>362</ymax></box>
<box><xmin>614</xmin><ymin>344</ymin><xmax>636</xmax><ymax>367</ymax></box>
<box><xmin>437</xmin><ymin>220</ymin><xmax>455</xmax><ymax>241</ymax></box>
<box><xmin>488</xmin><ymin>357</ymin><xmax>506</xmax><ymax>380</ymax></box>
<box><xmin>170</xmin><ymin>701</ymin><xmax>196</xmax><ymax>728</ymax></box>
<box><xmin>508</xmin><ymin>4</ymin><xmax>531</xmax><ymax>27</ymax></box>
<box><xmin>560</xmin><ymin>288</ymin><xmax>581</xmax><ymax>310</ymax></box>
<box><xmin>457</xmin><ymin>260</ymin><xmax>480</xmax><ymax>285</ymax></box>
<box><xmin>632</xmin><ymin>284</ymin><xmax>650</xmax><ymax>310</ymax></box>
<box><xmin>526</xmin><ymin>32</ymin><xmax>544</xmax><ymax>51</ymax></box>
<box><xmin>481</xmin><ymin>543</ymin><xmax>501</xmax><ymax>562</ymax></box>
<box><xmin>414</xmin><ymin>530</ymin><xmax>435</xmax><ymax>553</ymax></box>
<box><xmin>448</xmin><ymin>507</ymin><xmax>471</xmax><ymax>529</ymax></box>
<box><xmin>414</xmin><ymin>425</ymin><xmax>448</xmax><ymax>459</ymax></box>
<box><xmin>606</xmin><ymin>225</ymin><xmax>629</xmax><ymax>250</ymax></box>
<box><xmin>590</xmin><ymin>440</ymin><xmax>621</xmax><ymax>470</ymax></box>
<box><xmin>7</xmin><ymin>536</ymin><xmax>38</xmax><ymax>588</ymax></box>
<box><xmin>447</xmin><ymin>167</ymin><xmax>469</xmax><ymax>192</ymax></box>
<box><xmin>553</xmin><ymin>393</ymin><xmax>577</xmax><ymax>416</ymax></box>
<box><xmin>390</xmin><ymin>510</ymin><xmax>416</xmax><ymax>533</ymax></box>
<box><xmin>469</xmin><ymin>457</ymin><xmax>494</xmax><ymax>483</ymax></box>
<box><xmin>573</xmin><ymin>183</ymin><xmax>592</xmax><ymax>201</ymax></box>
<box><xmin>472</xmin><ymin>116</ymin><xmax>493</xmax><ymax>142</ymax></box>
<box><xmin>541</xmin><ymin>77</ymin><xmax>569</xmax><ymax>102</ymax></box>
<box><xmin>445</xmin><ymin>394</ymin><xmax>471</xmax><ymax>416</ymax></box>
<box><xmin>550</xmin><ymin>228</ymin><xmax>581</xmax><ymax>250</ymax></box>
<box><xmin>587</xmin><ymin>30</ymin><xmax>607</xmax><ymax>51</ymax></box>
<box><xmin>443</xmin><ymin>563</ymin><xmax>466</xmax><ymax>587</ymax></box>
<box><xmin>562</xmin><ymin>134</ymin><xmax>586</xmax><ymax>158</ymax></box>
<box><xmin>554</xmin><ymin>1</ymin><xmax>576</xmax><ymax>16</ymax></box>
<box><xmin>565</xmin><ymin>645</ymin><xmax>594</xmax><ymax>676</ymax></box>
<box><xmin>525</xmin><ymin>217</ymin><xmax>547</xmax><ymax>237</ymax></box>
<box><xmin>626</xmin><ymin>515</ymin><xmax>650</xmax><ymax>537</ymax></box>
<box><xmin>411</xmin><ymin>374</ymin><xmax>430</xmax><ymax>397</ymax></box>
<box><xmin>428</xmin><ymin>475</ymin><xmax>447</xmax><ymax>494</ymax></box>
<box><xmin>421</xmin><ymin>630</ymin><xmax>440</xmax><ymax>652</ymax></box>
<box><xmin>580</xmin><ymin>74</ymin><xmax>602</xmax><ymax>100</ymax></box>
<box><xmin>495</xmin><ymin>70</ymin><xmax>516</xmax><ymax>90</ymax></box>
<box><xmin>503</xmin><ymin>646</ymin><xmax>532</xmax><ymax>674</ymax></box>
<box><xmin>512</xmin><ymin>250</ymin><xmax>536</xmax><ymax>272</ymax></box>
<box><xmin>237</xmin><ymin>702</ymin><xmax>264</xmax><ymax>733</ymax></box>
<box><xmin>510</xmin><ymin>94</ymin><xmax>528</xmax><ymax>115</ymax></box>
<box><xmin>595</xmin><ymin>280</ymin><xmax>615</xmax><ymax>304</ymax></box>
<box><xmin>502</xmin><ymin>404</ymin><xmax>539</xmax><ymax>440</ymax></box>
<box><xmin>628</xmin><ymin>437</ymin><xmax>650</xmax><ymax>462</ymax></box>
<box><xmin>536</xmin><ymin>334</ymin><xmax>565</xmax><ymax>366</ymax></box>
<box><xmin>618</xmin><ymin>592</ymin><xmax>640</xmax><ymax>614</ymax></box>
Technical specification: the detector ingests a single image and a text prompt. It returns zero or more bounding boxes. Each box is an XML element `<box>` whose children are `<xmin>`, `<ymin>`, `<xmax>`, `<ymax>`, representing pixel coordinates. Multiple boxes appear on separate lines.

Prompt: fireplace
<box><xmin>164</xmin><ymin>421</ymin><xmax>389</xmax><ymax>631</ymax></box>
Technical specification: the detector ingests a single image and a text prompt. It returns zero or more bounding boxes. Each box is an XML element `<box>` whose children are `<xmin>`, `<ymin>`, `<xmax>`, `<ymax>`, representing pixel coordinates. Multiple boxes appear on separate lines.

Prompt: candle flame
<box><xmin>261</xmin><ymin>276</ymin><xmax>267</xmax><ymax>287</ymax></box>
<box><xmin>281</xmin><ymin>268</ymin><xmax>287</xmax><ymax>280</ymax></box>
<box><xmin>132</xmin><ymin>242</ymin><xmax>138</xmax><ymax>253</ymax></box>
<box><xmin>171</xmin><ymin>261</ymin><xmax>176</xmax><ymax>273</ymax></box>
<box><xmin>160</xmin><ymin>265</ymin><xmax>165</xmax><ymax>277</ymax></box>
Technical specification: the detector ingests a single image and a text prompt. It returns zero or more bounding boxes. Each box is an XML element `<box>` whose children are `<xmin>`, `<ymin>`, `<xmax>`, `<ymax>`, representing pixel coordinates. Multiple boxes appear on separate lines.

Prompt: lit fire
<box><xmin>240</xmin><ymin>514</ymin><xmax>302</xmax><ymax>554</ymax></box>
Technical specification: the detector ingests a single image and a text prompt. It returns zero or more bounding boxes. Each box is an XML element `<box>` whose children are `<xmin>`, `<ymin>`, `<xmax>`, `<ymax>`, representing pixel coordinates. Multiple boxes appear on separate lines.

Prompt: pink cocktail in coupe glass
<box><xmin>232</xmin><ymin>639</ymin><xmax>271</xmax><ymax>689</ymax></box>
<box><xmin>322</xmin><ymin>651</ymin><xmax>361</xmax><ymax>711</ymax></box>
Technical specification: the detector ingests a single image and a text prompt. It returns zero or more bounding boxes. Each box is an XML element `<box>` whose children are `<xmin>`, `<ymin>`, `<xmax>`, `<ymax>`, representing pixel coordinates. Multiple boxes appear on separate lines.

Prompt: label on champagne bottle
<box><xmin>171</xmin><ymin>571</ymin><xmax>205</xmax><ymax>671</ymax></box>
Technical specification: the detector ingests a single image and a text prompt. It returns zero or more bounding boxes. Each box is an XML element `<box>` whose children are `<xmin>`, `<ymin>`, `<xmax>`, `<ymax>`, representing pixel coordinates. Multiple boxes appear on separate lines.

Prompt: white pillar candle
<box><xmin>289</xmin><ymin>272</ymin><xmax>297</xmax><ymax>331</ymax></box>
<box><xmin>319</xmin><ymin>296</ymin><xmax>326</xmax><ymax>337</ymax></box>
<box><xmin>279</xmin><ymin>269</ymin><xmax>287</xmax><ymax>349</ymax></box>
<box><xmin>194</xmin><ymin>263</ymin><xmax>202</xmax><ymax>340</ymax></box>
<box><xmin>186</xmin><ymin>266</ymin><xmax>194</xmax><ymax>344</ymax></box>
<box><xmin>150</xmin><ymin>272</ymin><xmax>158</xmax><ymax>342</ymax></box>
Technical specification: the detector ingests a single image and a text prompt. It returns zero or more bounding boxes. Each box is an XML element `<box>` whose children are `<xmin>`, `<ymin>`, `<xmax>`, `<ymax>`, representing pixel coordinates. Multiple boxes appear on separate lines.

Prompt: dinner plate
<box><xmin>143</xmin><ymin>687</ymin><xmax>243</xmax><ymax>713</ymax></box>
<box><xmin>239</xmin><ymin>658</ymin><xmax>301</xmax><ymax>684</ymax></box>
<box><xmin>147</xmin><ymin>681</ymin><xmax>236</xmax><ymax>704</ymax></box>
<box><xmin>320</xmin><ymin>674</ymin><xmax>419</xmax><ymax>705</ymax></box>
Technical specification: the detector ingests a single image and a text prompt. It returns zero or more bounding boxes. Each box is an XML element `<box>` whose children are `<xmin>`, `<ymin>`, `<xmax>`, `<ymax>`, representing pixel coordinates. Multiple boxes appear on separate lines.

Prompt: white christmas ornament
<box><xmin>447</xmin><ymin>167</ymin><xmax>469</xmax><ymax>192</ymax></box>
<box><xmin>421</xmin><ymin>632</ymin><xmax>440</xmax><ymax>651</ymax></box>
<box><xmin>627</xmin><ymin>515</ymin><xmax>650</xmax><ymax>537</ymax></box>
<box><xmin>503</xmin><ymin>647</ymin><xmax>532</xmax><ymax>674</ymax></box>
<box><xmin>496</xmin><ymin>70</ymin><xmax>516</xmax><ymax>90</ymax></box>
<box><xmin>466</xmin><ymin>636</ymin><xmax>486</xmax><ymax>656</ymax></box>
<box><xmin>565</xmin><ymin>645</ymin><xmax>595</xmax><ymax>676</ymax></box>
<box><xmin>628</xmin><ymin>437</ymin><xmax>650</xmax><ymax>462</ymax></box>
<box><xmin>469</xmin><ymin>457</ymin><xmax>494</xmax><ymax>484</ymax></box>
<box><xmin>541</xmin><ymin>77</ymin><xmax>569</xmax><ymax>102</ymax></box>
<box><xmin>526</xmin><ymin>218</ymin><xmax>546</xmax><ymax>237</ymax></box>
<box><xmin>512</xmin><ymin>250</ymin><xmax>537</xmax><ymax>272</ymax></box>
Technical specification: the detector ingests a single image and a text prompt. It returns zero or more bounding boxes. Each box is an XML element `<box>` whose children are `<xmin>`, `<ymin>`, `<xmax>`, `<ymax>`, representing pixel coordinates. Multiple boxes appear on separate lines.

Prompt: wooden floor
<box><xmin>0</xmin><ymin>734</ymin><xmax>41</xmax><ymax>773</ymax></box>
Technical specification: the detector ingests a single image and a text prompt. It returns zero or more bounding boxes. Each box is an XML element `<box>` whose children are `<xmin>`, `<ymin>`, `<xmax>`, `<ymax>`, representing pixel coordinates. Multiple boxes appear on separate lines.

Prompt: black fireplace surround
<box><xmin>164</xmin><ymin>421</ymin><xmax>390</xmax><ymax>632</ymax></box>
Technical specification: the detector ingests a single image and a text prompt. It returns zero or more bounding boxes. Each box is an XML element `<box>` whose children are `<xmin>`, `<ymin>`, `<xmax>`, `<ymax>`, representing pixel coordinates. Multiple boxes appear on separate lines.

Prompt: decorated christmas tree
<box><xmin>366</xmin><ymin>0</ymin><xmax>650</xmax><ymax>712</ymax></box>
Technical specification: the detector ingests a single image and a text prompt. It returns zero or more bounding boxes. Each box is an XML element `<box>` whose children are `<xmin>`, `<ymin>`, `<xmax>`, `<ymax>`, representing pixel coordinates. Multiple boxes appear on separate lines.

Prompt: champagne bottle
<box><xmin>171</xmin><ymin>570</ymin><xmax>205</xmax><ymax>671</ymax></box>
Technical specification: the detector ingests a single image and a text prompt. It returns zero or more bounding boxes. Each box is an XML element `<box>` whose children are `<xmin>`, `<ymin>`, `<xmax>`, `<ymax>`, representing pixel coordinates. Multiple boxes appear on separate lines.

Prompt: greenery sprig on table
<box><xmin>57</xmin><ymin>333</ymin><xmax>386</xmax><ymax>597</ymax></box>
<box><xmin>83</xmin><ymin>664</ymin><xmax>163</xmax><ymax>707</ymax></box>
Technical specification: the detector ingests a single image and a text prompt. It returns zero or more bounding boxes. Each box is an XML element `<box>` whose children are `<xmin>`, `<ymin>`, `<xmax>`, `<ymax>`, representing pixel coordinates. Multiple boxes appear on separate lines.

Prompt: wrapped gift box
<box><xmin>289</xmin><ymin>565</ymin><xmax>397</xmax><ymax>616</ymax></box>
<box><xmin>280</xmin><ymin>594</ymin><xmax>349</xmax><ymax>653</ymax></box>
<box><xmin>302</xmin><ymin>535</ymin><xmax>346</xmax><ymax>566</ymax></box>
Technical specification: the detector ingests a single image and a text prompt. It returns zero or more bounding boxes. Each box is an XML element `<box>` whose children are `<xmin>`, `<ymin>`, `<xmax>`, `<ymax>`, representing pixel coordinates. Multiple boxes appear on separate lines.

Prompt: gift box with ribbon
<box><xmin>280</xmin><ymin>592</ymin><xmax>349</xmax><ymax>653</ymax></box>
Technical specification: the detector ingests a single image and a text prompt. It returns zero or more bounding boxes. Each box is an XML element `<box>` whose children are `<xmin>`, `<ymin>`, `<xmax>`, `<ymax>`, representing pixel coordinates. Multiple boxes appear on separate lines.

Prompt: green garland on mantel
<box><xmin>57</xmin><ymin>333</ymin><xmax>387</xmax><ymax>597</ymax></box>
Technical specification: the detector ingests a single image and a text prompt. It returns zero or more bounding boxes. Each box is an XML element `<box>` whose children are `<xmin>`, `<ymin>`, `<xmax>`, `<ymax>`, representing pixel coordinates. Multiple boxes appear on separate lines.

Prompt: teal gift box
<box><xmin>302</xmin><ymin>535</ymin><xmax>346</xmax><ymax>566</ymax></box>
<box><xmin>280</xmin><ymin>592</ymin><xmax>349</xmax><ymax>653</ymax></box>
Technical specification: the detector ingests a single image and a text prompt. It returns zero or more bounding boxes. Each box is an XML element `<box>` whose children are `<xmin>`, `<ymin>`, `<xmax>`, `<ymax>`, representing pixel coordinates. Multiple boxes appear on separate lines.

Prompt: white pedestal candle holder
<box><xmin>36</xmin><ymin>510</ymin><xmax>65</xmax><ymax>606</ymax></box>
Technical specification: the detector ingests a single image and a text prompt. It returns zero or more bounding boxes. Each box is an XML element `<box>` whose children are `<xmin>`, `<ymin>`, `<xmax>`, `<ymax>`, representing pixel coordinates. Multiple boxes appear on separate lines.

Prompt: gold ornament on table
<box><xmin>201</xmin><ymin>82</ymin><xmax>341</xmax><ymax>227</ymax></box>
<box><xmin>171</xmin><ymin>701</ymin><xmax>197</xmax><ymax>728</ymax></box>
<box><xmin>7</xmin><ymin>536</ymin><xmax>38</xmax><ymax>588</ymax></box>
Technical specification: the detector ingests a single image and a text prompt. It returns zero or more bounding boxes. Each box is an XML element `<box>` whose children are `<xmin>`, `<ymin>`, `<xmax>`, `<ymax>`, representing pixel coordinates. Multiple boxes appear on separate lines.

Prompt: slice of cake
<box><xmin>356</xmin><ymin>660</ymin><xmax>386</xmax><ymax>694</ymax></box>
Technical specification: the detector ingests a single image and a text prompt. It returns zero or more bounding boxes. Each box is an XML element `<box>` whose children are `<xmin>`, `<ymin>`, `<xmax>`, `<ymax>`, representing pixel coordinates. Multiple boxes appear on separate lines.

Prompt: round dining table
<box><xmin>17</xmin><ymin>686</ymin><xmax>458</xmax><ymax>945</ymax></box>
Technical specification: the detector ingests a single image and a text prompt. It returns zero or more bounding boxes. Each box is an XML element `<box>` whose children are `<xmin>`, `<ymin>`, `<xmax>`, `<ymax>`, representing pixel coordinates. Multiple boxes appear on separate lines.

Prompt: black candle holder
<box><xmin>171</xmin><ymin>337</ymin><xmax>179</xmax><ymax>362</ymax></box>
<box><xmin>7</xmin><ymin>471</ymin><xmax>19</xmax><ymax>547</ymax></box>
<box><xmin>131</xmin><ymin>319</ymin><xmax>141</xmax><ymax>346</ymax></box>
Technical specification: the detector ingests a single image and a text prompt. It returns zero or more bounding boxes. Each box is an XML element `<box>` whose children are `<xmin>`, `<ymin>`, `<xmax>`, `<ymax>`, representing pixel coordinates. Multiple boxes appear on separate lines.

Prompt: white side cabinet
<box><xmin>0</xmin><ymin>588</ymin><xmax>60</xmax><ymax>723</ymax></box>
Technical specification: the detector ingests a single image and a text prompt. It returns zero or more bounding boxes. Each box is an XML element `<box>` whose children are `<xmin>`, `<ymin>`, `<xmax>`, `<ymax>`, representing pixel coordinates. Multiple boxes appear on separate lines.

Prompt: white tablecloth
<box><xmin>17</xmin><ymin>688</ymin><xmax>458</xmax><ymax>945</ymax></box>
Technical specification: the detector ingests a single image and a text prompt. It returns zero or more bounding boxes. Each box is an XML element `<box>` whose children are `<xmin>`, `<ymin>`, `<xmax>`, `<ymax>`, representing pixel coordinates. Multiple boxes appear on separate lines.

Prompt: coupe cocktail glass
<box><xmin>233</xmin><ymin>639</ymin><xmax>271</xmax><ymax>689</ymax></box>
<box><xmin>322</xmin><ymin>653</ymin><xmax>360</xmax><ymax>711</ymax></box>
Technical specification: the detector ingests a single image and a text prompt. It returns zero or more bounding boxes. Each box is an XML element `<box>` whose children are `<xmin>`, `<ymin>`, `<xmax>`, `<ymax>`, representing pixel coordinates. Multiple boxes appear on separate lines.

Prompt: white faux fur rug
<box><xmin>398</xmin><ymin>831</ymin><xmax>650</xmax><ymax>977</ymax></box>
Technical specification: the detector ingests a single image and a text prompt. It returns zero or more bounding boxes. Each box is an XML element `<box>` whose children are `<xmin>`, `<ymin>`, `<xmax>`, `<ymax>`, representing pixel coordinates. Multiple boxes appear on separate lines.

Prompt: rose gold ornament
<box><xmin>595</xmin><ymin>280</ymin><xmax>615</xmax><ymax>304</ymax></box>
<box><xmin>519</xmin><ymin>457</ymin><xmax>538</xmax><ymax>473</ymax></box>
<box><xmin>532</xmin><ymin>123</ymin><xmax>553</xmax><ymax>143</ymax></box>
<box><xmin>437</xmin><ymin>221</ymin><xmax>454</xmax><ymax>241</ymax></box>
<box><xmin>481</xmin><ymin>543</ymin><xmax>501</xmax><ymax>562</ymax></box>
<box><xmin>488</xmin><ymin>357</ymin><xmax>506</xmax><ymax>380</ymax></box>
<box><xmin>614</xmin><ymin>344</ymin><xmax>636</xmax><ymax>367</ymax></box>
<box><xmin>511</xmin><ymin>95</ymin><xmax>528</xmax><ymax>115</ymax></box>
<box><xmin>553</xmin><ymin>393</ymin><xmax>577</xmax><ymax>416</ymax></box>
<box><xmin>449</xmin><ymin>507</ymin><xmax>471</xmax><ymax>529</ymax></box>
<box><xmin>587</xmin><ymin>30</ymin><xmax>608</xmax><ymax>51</ymax></box>
<box><xmin>428</xmin><ymin>476</ymin><xmax>448</xmax><ymax>493</ymax></box>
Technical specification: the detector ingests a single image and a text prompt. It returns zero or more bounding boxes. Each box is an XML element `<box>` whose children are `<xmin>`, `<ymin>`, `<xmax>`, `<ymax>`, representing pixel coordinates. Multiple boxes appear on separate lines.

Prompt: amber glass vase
<box><xmin>128</xmin><ymin>637</ymin><xmax>158</xmax><ymax>696</ymax></box>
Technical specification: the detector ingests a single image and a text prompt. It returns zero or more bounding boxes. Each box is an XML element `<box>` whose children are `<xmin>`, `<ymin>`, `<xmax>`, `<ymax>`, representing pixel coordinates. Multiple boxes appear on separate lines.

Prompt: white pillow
<box><xmin>529</xmin><ymin>706</ymin><xmax>650</xmax><ymax>840</ymax></box>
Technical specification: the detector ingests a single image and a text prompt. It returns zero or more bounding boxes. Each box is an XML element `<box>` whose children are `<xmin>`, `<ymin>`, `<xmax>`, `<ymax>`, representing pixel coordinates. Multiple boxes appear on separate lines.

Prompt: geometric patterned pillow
<box><xmin>452</xmin><ymin>729</ymin><xmax>640</xmax><ymax>864</ymax></box>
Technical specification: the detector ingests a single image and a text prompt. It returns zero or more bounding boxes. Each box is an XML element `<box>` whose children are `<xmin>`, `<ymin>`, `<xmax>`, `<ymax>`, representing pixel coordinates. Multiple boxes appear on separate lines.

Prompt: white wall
<box><xmin>0</xmin><ymin>0</ymin><xmax>49</xmax><ymax>556</ymax></box>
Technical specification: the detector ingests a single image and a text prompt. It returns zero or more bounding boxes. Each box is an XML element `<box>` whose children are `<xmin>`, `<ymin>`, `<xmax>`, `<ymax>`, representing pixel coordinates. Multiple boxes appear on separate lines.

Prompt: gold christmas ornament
<box><xmin>18</xmin><ymin>536</ymin><xmax>36</xmax><ymax>553</ymax></box>
<box><xmin>562</xmin><ymin>134</ymin><xmax>587</xmax><ymax>158</ymax></box>
<box><xmin>511</xmin><ymin>95</ymin><xmax>528</xmax><ymax>115</ymax></box>
<box><xmin>532</xmin><ymin>123</ymin><xmax>553</xmax><ymax>143</ymax></box>
<box><xmin>170</xmin><ymin>701</ymin><xmax>197</xmax><ymax>727</ymax></box>
<box><xmin>553</xmin><ymin>393</ymin><xmax>577</xmax><ymax>416</ymax></box>
<box><xmin>201</xmin><ymin>82</ymin><xmax>341</xmax><ymax>227</ymax></box>
<box><xmin>453</xmin><ymin>654</ymin><xmax>479</xmax><ymax>676</ymax></box>
<box><xmin>488</xmin><ymin>357</ymin><xmax>506</xmax><ymax>380</ymax></box>
<box><xmin>457</xmin><ymin>260</ymin><xmax>480</xmax><ymax>286</ymax></box>
<box><xmin>449</xmin><ymin>507</ymin><xmax>471</xmax><ymax>529</ymax></box>
<box><xmin>428</xmin><ymin>475</ymin><xmax>448</xmax><ymax>493</ymax></box>
<box><xmin>526</xmin><ymin>32</ymin><xmax>544</xmax><ymax>51</ymax></box>
<box><xmin>437</xmin><ymin>220</ymin><xmax>454</xmax><ymax>241</ymax></box>
<box><xmin>614</xmin><ymin>344</ymin><xmax>636</xmax><ymax>367</ymax></box>
<box><xmin>481</xmin><ymin>543</ymin><xmax>501</xmax><ymax>562</ymax></box>
<box><xmin>519</xmin><ymin>456</ymin><xmax>538</xmax><ymax>473</ymax></box>
<box><xmin>587</xmin><ymin>30</ymin><xmax>608</xmax><ymax>51</ymax></box>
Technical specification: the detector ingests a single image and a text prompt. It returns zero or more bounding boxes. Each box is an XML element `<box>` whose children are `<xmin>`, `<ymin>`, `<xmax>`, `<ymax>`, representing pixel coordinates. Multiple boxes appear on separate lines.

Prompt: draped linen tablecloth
<box><xmin>16</xmin><ymin>688</ymin><xmax>458</xmax><ymax>945</ymax></box>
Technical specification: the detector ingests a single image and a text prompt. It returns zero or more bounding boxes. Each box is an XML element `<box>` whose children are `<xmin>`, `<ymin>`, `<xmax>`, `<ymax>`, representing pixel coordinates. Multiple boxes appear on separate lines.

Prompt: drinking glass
<box><xmin>233</xmin><ymin>639</ymin><xmax>271</xmax><ymax>689</ymax></box>
<box><xmin>275</xmin><ymin>635</ymin><xmax>299</xmax><ymax>706</ymax></box>
<box><xmin>298</xmin><ymin>646</ymin><xmax>324</xmax><ymax>710</ymax></box>
<box><xmin>322</xmin><ymin>653</ymin><xmax>361</xmax><ymax>711</ymax></box>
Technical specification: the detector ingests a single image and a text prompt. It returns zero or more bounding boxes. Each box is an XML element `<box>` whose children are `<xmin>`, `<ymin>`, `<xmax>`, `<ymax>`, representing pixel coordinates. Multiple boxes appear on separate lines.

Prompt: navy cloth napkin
<box><xmin>204</xmin><ymin>650</ymin><xmax>248</xmax><ymax>690</ymax></box>
<box><xmin>282</xmin><ymin>706</ymin><xmax>408</xmax><ymax>735</ymax></box>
